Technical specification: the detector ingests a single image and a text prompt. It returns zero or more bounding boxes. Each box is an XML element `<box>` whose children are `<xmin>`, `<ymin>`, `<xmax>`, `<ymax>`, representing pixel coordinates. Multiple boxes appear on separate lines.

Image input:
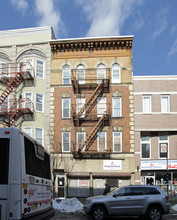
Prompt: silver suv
<box><xmin>84</xmin><ymin>185</ymin><xmax>170</xmax><ymax>220</ymax></box>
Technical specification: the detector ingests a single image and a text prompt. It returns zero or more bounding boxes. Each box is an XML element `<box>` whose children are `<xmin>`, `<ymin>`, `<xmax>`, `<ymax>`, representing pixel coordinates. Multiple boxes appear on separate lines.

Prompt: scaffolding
<box><xmin>71</xmin><ymin>68</ymin><xmax>111</xmax><ymax>154</ymax></box>
<box><xmin>0</xmin><ymin>62</ymin><xmax>34</xmax><ymax>127</ymax></box>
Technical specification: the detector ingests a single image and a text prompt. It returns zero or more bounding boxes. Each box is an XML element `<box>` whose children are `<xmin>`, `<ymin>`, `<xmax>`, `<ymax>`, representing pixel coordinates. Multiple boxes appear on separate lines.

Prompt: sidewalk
<box><xmin>169</xmin><ymin>197</ymin><xmax>177</xmax><ymax>214</ymax></box>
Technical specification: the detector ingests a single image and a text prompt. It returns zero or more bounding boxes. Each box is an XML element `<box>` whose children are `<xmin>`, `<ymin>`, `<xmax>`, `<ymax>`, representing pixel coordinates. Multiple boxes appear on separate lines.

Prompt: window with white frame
<box><xmin>161</xmin><ymin>95</ymin><xmax>170</xmax><ymax>113</ymax></box>
<box><xmin>62</xmin><ymin>65</ymin><xmax>71</xmax><ymax>85</ymax></box>
<box><xmin>35</xmin><ymin>93</ymin><xmax>43</xmax><ymax>112</ymax></box>
<box><xmin>25</xmin><ymin>59</ymin><xmax>33</xmax><ymax>76</ymax></box>
<box><xmin>97</xmin><ymin>131</ymin><xmax>107</xmax><ymax>152</ymax></box>
<box><xmin>113</xmin><ymin>97</ymin><xmax>122</xmax><ymax>117</ymax></box>
<box><xmin>113</xmin><ymin>132</ymin><xmax>122</xmax><ymax>152</ymax></box>
<box><xmin>77</xmin><ymin>132</ymin><xmax>85</xmax><ymax>151</ymax></box>
<box><xmin>77</xmin><ymin>64</ymin><xmax>85</xmax><ymax>84</ymax></box>
<box><xmin>141</xmin><ymin>135</ymin><xmax>150</xmax><ymax>159</ymax></box>
<box><xmin>62</xmin><ymin>98</ymin><xmax>70</xmax><ymax>118</ymax></box>
<box><xmin>23</xmin><ymin>127</ymin><xmax>32</xmax><ymax>137</ymax></box>
<box><xmin>1</xmin><ymin>97</ymin><xmax>8</xmax><ymax>111</ymax></box>
<box><xmin>62</xmin><ymin>132</ymin><xmax>70</xmax><ymax>152</ymax></box>
<box><xmin>76</xmin><ymin>98</ymin><xmax>85</xmax><ymax>117</ymax></box>
<box><xmin>159</xmin><ymin>133</ymin><xmax>168</xmax><ymax>158</ymax></box>
<box><xmin>24</xmin><ymin>92</ymin><xmax>32</xmax><ymax>110</ymax></box>
<box><xmin>97</xmin><ymin>64</ymin><xmax>106</xmax><ymax>83</ymax></box>
<box><xmin>36</xmin><ymin>60</ymin><xmax>44</xmax><ymax>78</ymax></box>
<box><xmin>35</xmin><ymin>128</ymin><xmax>43</xmax><ymax>145</ymax></box>
<box><xmin>0</xmin><ymin>62</ymin><xmax>9</xmax><ymax>77</ymax></box>
<box><xmin>142</xmin><ymin>95</ymin><xmax>151</xmax><ymax>113</ymax></box>
<box><xmin>97</xmin><ymin>97</ymin><xmax>106</xmax><ymax>116</ymax></box>
<box><xmin>112</xmin><ymin>63</ymin><xmax>120</xmax><ymax>83</ymax></box>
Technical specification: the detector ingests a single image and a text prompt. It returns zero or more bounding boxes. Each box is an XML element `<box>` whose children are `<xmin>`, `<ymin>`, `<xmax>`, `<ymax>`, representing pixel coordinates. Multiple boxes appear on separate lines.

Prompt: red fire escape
<box><xmin>0</xmin><ymin>62</ymin><xmax>34</xmax><ymax>127</ymax></box>
<box><xmin>71</xmin><ymin>68</ymin><xmax>111</xmax><ymax>156</ymax></box>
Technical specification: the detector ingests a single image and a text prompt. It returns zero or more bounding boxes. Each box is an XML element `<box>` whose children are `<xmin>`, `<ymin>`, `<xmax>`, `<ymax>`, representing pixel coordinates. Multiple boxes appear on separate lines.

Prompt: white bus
<box><xmin>0</xmin><ymin>128</ymin><xmax>54</xmax><ymax>220</ymax></box>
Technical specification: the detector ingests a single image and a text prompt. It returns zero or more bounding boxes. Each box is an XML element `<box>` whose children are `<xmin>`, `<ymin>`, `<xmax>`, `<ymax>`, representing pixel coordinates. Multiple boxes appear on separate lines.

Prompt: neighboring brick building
<box><xmin>50</xmin><ymin>36</ymin><xmax>135</xmax><ymax>198</ymax></box>
<box><xmin>134</xmin><ymin>75</ymin><xmax>177</xmax><ymax>194</ymax></box>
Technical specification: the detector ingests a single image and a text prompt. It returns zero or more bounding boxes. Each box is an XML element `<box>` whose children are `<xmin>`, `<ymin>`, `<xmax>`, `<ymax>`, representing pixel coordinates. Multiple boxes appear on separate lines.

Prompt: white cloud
<box><xmin>151</xmin><ymin>22</ymin><xmax>167</xmax><ymax>39</ymax></box>
<box><xmin>35</xmin><ymin>0</ymin><xmax>65</xmax><ymax>36</ymax></box>
<box><xmin>76</xmin><ymin>0</ymin><xmax>141</xmax><ymax>37</ymax></box>
<box><xmin>11</xmin><ymin>0</ymin><xmax>28</xmax><ymax>11</ymax></box>
<box><xmin>168</xmin><ymin>39</ymin><xmax>177</xmax><ymax>57</ymax></box>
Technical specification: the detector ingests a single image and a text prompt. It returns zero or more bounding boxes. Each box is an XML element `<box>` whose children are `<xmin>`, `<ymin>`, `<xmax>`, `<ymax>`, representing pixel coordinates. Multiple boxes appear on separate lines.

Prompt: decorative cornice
<box><xmin>50</xmin><ymin>37</ymin><xmax>133</xmax><ymax>52</ymax></box>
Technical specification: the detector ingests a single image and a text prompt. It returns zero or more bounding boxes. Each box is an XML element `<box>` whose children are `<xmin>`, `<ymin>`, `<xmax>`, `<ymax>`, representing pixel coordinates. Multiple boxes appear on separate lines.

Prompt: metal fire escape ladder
<box><xmin>77</xmin><ymin>80</ymin><xmax>104</xmax><ymax>118</ymax></box>
<box><xmin>79</xmin><ymin>115</ymin><xmax>104</xmax><ymax>152</ymax></box>
<box><xmin>0</xmin><ymin>73</ymin><xmax>22</xmax><ymax>106</ymax></box>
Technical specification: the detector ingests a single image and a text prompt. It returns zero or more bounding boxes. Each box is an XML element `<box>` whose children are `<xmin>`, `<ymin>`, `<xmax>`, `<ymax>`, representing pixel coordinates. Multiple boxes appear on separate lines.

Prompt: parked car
<box><xmin>84</xmin><ymin>185</ymin><xmax>170</xmax><ymax>220</ymax></box>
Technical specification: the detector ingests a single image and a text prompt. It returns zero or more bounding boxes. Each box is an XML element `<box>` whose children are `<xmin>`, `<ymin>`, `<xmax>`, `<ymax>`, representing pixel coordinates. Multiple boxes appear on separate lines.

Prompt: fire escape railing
<box><xmin>0</xmin><ymin>62</ymin><xmax>34</xmax><ymax>127</ymax></box>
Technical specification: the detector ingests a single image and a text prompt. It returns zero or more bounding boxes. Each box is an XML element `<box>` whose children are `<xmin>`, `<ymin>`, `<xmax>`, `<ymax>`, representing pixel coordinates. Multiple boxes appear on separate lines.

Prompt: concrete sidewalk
<box><xmin>169</xmin><ymin>198</ymin><xmax>177</xmax><ymax>214</ymax></box>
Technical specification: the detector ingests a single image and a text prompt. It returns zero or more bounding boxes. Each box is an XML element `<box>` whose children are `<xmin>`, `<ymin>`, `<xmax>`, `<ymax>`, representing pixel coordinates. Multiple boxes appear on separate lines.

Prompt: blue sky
<box><xmin>0</xmin><ymin>0</ymin><xmax>177</xmax><ymax>76</ymax></box>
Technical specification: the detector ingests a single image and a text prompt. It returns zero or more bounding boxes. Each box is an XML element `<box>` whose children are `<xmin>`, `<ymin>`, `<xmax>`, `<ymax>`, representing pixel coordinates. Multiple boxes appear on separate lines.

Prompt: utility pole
<box><xmin>166</xmin><ymin>145</ymin><xmax>169</xmax><ymax>195</ymax></box>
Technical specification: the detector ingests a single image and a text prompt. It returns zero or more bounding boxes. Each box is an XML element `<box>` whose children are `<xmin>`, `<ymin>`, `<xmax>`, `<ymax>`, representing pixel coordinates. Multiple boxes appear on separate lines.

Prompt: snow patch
<box><xmin>172</xmin><ymin>204</ymin><xmax>177</xmax><ymax>211</ymax></box>
<box><xmin>53</xmin><ymin>198</ymin><xmax>83</xmax><ymax>212</ymax></box>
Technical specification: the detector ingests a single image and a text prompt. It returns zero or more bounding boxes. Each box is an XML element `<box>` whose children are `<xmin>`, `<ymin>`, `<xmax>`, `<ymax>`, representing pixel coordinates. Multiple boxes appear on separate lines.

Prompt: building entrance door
<box><xmin>145</xmin><ymin>176</ymin><xmax>155</xmax><ymax>185</ymax></box>
<box><xmin>57</xmin><ymin>175</ymin><xmax>65</xmax><ymax>198</ymax></box>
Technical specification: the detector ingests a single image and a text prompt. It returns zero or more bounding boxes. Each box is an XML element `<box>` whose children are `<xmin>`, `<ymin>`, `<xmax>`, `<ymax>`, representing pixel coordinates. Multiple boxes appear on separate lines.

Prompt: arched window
<box><xmin>97</xmin><ymin>64</ymin><xmax>106</xmax><ymax>83</ymax></box>
<box><xmin>62</xmin><ymin>65</ymin><xmax>71</xmax><ymax>85</ymax></box>
<box><xmin>76</xmin><ymin>64</ymin><xmax>85</xmax><ymax>84</ymax></box>
<box><xmin>112</xmin><ymin>63</ymin><xmax>120</xmax><ymax>83</ymax></box>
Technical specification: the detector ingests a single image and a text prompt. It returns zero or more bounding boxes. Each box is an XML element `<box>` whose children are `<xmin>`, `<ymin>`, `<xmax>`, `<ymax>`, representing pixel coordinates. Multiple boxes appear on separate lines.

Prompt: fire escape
<box><xmin>0</xmin><ymin>62</ymin><xmax>34</xmax><ymax>127</ymax></box>
<box><xmin>71</xmin><ymin>68</ymin><xmax>111</xmax><ymax>158</ymax></box>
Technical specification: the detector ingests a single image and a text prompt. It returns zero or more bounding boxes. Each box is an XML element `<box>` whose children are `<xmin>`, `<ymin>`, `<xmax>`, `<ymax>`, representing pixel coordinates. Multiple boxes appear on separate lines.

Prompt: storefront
<box><xmin>141</xmin><ymin>160</ymin><xmax>177</xmax><ymax>196</ymax></box>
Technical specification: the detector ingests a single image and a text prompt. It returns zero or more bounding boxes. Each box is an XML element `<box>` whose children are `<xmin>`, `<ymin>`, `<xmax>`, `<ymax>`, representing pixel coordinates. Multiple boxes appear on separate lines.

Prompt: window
<box><xmin>161</xmin><ymin>95</ymin><xmax>170</xmax><ymax>113</ymax></box>
<box><xmin>26</xmin><ymin>59</ymin><xmax>33</xmax><ymax>75</ymax></box>
<box><xmin>62</xmin><ymin>132</ymin><xmax>70</xmax><ymax>152</ymax></box>
<box><xmin>76</xmin><ymin>98</ymin><xmax>85</xmax><ymax>118</ymax></box>
<box><xmin>62</xmin><ymin>98</ymin><xmax>70</xmax><ymax>118</ymax></box>
<box><xmin>97</xmin><ymin>64</ymin><xmax>106</xmax><ymax>83</ymax></box>
<box><xmin>142</xmin><ymin>95</ymin><xmax>151</xmax><ymax>113</ymax></box>
<box><xmin>97</xmin><ymin>132</ymin><xmax>107</xmax><ymax>152</ymax></box>
<box><xmin>1</xmin><ymin>98</ymin><xmax>8</xmax><ymax>111</ymax></box>
<box><xmin>159</xmin><ymin>134</ymin><xmax>168</xmax><ymax>158</ymax></box>
<box><xmin>77</xmin><ymin>132</ymin><xmax>85</xmax><ymax>151</ymax></box>
<box><xmin>24</xmin><ymin>92</ymin><xmax>32</xmax><ymax>110</ymax></box>
<box><xmin>141</xmin><ymin>135</ymin><xmax>150</xmax><ymax>159</ymax></box>
<box><xmin>113</xmin><ymin>132</ymin><xmax>122</xmax><ymax>152</ymax></box>
<box><xmin>113</xmin><ymin>97</ymin><xmax>122</xmax><ymax>117</ymax></box>
<box><xmin>23</xmin><ymin>127</ymin><xmax>32</xmax><ymax>137</ymax></box>
<box><xmin>77</xmin><ymin>64</ymin><xmax>85</xmax><ymax>84</ymax></box>
<box><xmin>36</xmin><ymin>60</ymin><xmax>44</xmax><ymax>78</ymax></box>
<box><xmin>35</xmin><ymin>128</ymin><xmax>43</xmax><ymax>145</ymax></box>
<box><xmin>97</xmin><ymin>97</ymin><xmax>106</xmax><ymax>116</ymax></box>
<box><xmin>118</xmin><ymin>187</ymin><xmax>131</xmax><ymax>196</ymax></box>
<box><xmin>62</xmin><ymin>65</ymin><xmax>71</xmax><ymax>85</ymax></box>
<box><xmin>0</xmin><ymin>62</ymin><xmax>9</xmax><ymax>77</ymax></box>
<box><xmin>112</xmin><ymin>63</ymin><xmax>120</xmax><ymax>83</ymax></box>
<box><xmin>0</xmin><ymin>138</ymin><xmax>9</xmax><ymax>184</ymax></box>
<box><xmin>35</xmin><ymin>93</ymin><xmax>43</xmax><ymax>112</ymax></box>
<box><xmin>24</xmin><ymin>137</ymin><xmax>51</xmax><ymax>179</ymax></box>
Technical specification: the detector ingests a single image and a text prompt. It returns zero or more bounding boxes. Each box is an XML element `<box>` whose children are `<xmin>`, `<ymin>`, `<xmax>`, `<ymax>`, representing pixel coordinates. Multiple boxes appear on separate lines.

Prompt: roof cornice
<box><xmin>50</xmin><ymin>36</ymin><xmax>133</xmax><ymax>52</ymax></box>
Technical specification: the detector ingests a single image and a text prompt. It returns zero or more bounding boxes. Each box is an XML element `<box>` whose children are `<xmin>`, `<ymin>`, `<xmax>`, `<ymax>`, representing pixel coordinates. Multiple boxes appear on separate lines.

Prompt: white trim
<box><xmin>35</xmin><ymin>93</ymin><xmax>44</xmax><ymax>113</ymax></box>
<box><xmin>50</xmin><ymin>35</ymin><xmax>134</xmax><ymax>42</ymax></box>
<box><xmin>62</xmin><ymin>98</ymin><xmax>70</xmax><ymax>119</ymax></box>
<box><xmin>141</xmin><ymin>135</ymin><xmax>151</xmax><ymax>159</ymax></box>
<box><xmin>134</xmin><ymin>92</ymin><xmax>177</xmax><ymax>95</ymax></box>
<box><xmin>35</xmin><ymin>127</ymin><xmax>44</xmax><ymax>145</ymax></box>
<box><xmin>134</xmin><ymin>75</ymin><xmax>177</xmax><ymax>80</ymax></box>
<box><xmin>62</xmin><ymin>132</ymin><xmax>70</xmax><ymax>152</ymax></box>
<box><xmin>135</xmin><ymin>128</ymin><xmax>177</xmax><ymax>131</ymax></box>
<box><xmin>142</xmin><ymin>95</ymin><xmax>151</xmax><ymax>113</ymax></box>
<box><xmin>113</xmin><ymin>131</ymin><xmax>122</xmax><ymax>153</ymax></box>
<box><xmin>161</xmin><ymin>95</ymin><xmax>170</xmax><ymax>113</ymax></box>
<box><xmin>97</xmin><ymin>131</ymin><xmax>107</xmax><ymax>152</ymax></box>
<box><xmin>77</xmin><ymin>132</ymin><xmax>86</xmax><ymax>151</ymax></box>
<box><xmin>112</xmin><ymin>97</ymin><xmax>122</xmax><ymax>117</ymax></box>
<box><xmin>135</xmin><ymin>112</ymin><xmax>177</xmax><ymax>114</ymax></box>
<box><xmin>158</xmin><ymin>133</ymin><xmax>169</xmax><ymax>159</ymax></box>
<box><xmin>36</xmin><ymin>59</ymin><xmax>45</xmax><ymax>79</ymax></box>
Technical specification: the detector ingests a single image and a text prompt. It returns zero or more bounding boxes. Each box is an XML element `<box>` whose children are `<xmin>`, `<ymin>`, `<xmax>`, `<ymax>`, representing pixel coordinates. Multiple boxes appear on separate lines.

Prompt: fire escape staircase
<box><xmin>78</xmin><ymin>115</ymin><xmax>104</xmax><ymax>152</ymax></box>
<box><xmin>0</xmin><ymin>62</ymin><xmax>34</xmax><ymax>127</ymax></box>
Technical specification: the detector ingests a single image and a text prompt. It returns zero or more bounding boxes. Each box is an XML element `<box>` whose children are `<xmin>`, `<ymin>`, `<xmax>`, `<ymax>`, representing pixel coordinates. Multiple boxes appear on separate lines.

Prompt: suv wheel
<box><xmin>147</xmin><ymin>206</ymin><xmax>162</xmax><ymax>220</ymax></box>
<box><xmin>91</xmin><ymin>205</ymin><xmax>106</xmax><ymax>220</ymax></box>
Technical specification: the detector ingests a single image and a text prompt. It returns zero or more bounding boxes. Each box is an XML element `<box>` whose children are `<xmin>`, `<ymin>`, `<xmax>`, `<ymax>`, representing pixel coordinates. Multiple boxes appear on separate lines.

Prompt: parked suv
<box><xmin>84</xmin><ymin>185</ymin><xmax>170</xmax><ymax>220</ymax></box>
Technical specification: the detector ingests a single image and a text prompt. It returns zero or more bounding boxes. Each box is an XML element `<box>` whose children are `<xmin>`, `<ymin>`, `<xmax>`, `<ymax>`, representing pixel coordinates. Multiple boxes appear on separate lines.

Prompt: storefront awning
<box><xmin>92</xmin><ymin>172</ymin><xmax>131</xmax><ymax>178</ymax></box>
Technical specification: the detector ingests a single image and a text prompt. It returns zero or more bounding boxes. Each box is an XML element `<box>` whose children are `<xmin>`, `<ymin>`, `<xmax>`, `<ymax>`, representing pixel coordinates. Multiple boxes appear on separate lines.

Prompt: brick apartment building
<box><xmin>50</xmin><ymin>36</ymin><xmax>135</xmax><ymax>198</ymax></box>
<box><xmin>134</xmin><ymin>75</ymin><xmax>177</xmax><ymax>194</ymax></box>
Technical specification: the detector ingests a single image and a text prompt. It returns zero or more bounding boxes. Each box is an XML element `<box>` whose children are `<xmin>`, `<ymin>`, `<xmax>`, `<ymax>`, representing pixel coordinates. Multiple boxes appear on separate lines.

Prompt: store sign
<box><xmin>160</xmin><ymin>143</ymin><xmax>167</xmax><ymax>153</ymax></box>
<box><xmin>103</xmin><ymin>160</ymin><xmax>122</xmax><ymax>170</ymax></box>
<box><xmin>81</xmin><ymin>180</ymin><xmax>87</xmax><ymax>187</ymax></box>
<box><xmin>141</xmin><ymin>160</ymin><xmax>177</xmax><ymax>170</ymax></box>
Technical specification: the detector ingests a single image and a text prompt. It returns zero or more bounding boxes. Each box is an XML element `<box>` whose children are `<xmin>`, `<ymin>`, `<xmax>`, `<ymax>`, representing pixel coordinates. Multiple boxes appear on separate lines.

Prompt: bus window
<box><xmin>0</xmin><ymin>138</ymin><xmax>9</xmax><ymax>184</ymax></box>
<box><xmin>24</xmin><ymin>137</ymin><xmax>51</xmax><ymax>180</ymax></box>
